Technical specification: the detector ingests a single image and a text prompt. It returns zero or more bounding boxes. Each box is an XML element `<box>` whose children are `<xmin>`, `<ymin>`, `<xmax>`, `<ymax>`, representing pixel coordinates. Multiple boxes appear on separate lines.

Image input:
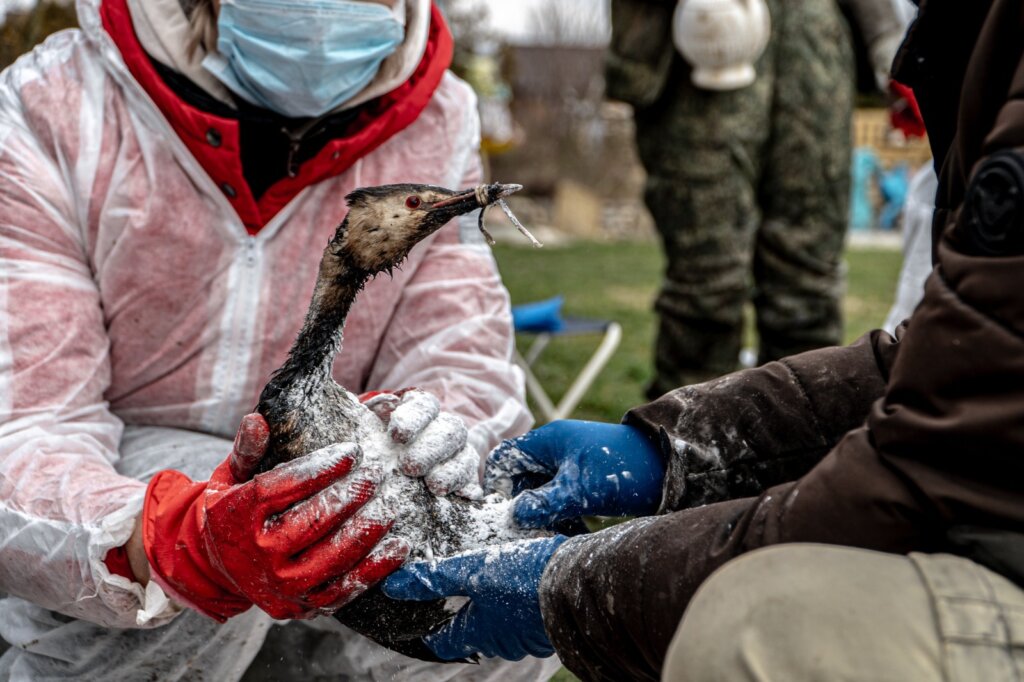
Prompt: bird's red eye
<box><xmin>405</xmin><ymin>196</ymin><xmax>421</xmax><ymax>209</ymax></box>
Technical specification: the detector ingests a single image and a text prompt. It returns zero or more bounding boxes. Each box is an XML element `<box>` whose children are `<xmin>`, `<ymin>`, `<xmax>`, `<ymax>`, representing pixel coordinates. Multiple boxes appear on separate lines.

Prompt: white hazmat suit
<box><xmin>0</xmin><ymin>0</ymin><xmax>556</xmax><ymax>678</ymax></box>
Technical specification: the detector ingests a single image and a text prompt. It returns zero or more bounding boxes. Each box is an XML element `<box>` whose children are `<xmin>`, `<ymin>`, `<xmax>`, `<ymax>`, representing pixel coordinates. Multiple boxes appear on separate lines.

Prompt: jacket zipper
<box><xmin>210</xmin><ymin>235</ymin><xmax>262</xmax><ymax>435</ymax></box>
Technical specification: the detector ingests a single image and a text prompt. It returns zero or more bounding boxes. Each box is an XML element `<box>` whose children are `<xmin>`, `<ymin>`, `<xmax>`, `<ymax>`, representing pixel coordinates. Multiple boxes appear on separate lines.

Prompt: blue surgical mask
<box><xmin>202</xmin><ymin>0</ymin><xmax>404</xmax><ymax>118</ymax></box>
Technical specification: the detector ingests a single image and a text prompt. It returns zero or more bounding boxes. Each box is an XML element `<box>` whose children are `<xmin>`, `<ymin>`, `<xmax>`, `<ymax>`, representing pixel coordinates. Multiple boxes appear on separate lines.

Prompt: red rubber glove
<box><xmin>142</xmin><ymin>413</ymin><xmax>410</xmax><ymax>622</ymax></box>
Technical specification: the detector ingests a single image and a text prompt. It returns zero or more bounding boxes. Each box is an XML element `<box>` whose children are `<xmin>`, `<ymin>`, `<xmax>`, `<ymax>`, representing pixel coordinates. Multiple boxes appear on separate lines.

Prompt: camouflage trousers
<box><xmin>636</xmin><ymin>0</ymin><xmax>854</xmax><ymax>398</ymax></box>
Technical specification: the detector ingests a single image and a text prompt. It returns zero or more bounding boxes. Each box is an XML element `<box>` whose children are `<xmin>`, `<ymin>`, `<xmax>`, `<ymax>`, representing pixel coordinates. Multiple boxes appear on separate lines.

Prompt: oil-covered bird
<box><xmin>254</xmin><ymin>182</ymin><xmax>542</xmax><ymax>661</ymax></box>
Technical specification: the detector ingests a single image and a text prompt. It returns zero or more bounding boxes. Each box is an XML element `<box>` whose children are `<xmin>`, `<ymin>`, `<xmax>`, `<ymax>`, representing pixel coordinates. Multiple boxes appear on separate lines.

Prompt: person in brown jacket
<box><xmin>382</xmin><ymin>1</ymin><xmax>1024</xmax><ymax>679</ymax></box>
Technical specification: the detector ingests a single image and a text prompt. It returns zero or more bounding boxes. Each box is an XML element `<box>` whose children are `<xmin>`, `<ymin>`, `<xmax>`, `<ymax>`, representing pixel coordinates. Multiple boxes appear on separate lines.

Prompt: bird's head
<box><xmin>331</xmin><ymin>182</ymin><xmax>522</xmax><ymax>274</ymax></box>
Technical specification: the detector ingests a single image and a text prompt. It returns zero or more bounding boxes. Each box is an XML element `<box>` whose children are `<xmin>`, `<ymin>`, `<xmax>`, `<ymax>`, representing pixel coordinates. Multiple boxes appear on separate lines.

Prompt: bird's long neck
<box><xmin>290</xmin><ymin>270</ymin><xmax>365</xmax><ymax>381</ymax></box>
<box><xmin>267</xmin><ymin>228</ymin><xmax>370</xmax><ymax>395</ymax></box>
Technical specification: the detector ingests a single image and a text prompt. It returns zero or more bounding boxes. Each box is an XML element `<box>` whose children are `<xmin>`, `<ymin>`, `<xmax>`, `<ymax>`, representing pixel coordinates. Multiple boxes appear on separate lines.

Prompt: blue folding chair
<box><xmin>511</xmin><ymin>296</ymin><xmax>622</xmax><ymax>422</ymax></box>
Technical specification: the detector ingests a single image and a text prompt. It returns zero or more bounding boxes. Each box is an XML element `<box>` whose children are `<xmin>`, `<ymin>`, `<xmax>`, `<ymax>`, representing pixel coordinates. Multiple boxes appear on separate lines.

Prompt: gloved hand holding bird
<box><xmin>139</xmin><ymin>182</ymin><xmax>547</xmax><ymax>661</ymax></box>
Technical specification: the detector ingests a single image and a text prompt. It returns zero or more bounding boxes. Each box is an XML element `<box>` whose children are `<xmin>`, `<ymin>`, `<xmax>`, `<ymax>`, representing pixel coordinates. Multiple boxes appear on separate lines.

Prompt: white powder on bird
<box><xmin>328</xmin><ymin>394</ymin><xmax>541</xmax><ymax>561</ymax></box>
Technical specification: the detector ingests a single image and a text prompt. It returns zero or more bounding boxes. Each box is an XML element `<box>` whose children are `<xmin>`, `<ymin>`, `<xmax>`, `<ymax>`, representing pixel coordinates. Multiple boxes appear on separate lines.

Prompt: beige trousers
<box><xmin>663</xmin><ymin>544</ymin><xmax>1024</xmax><ymax>682</ymax></box>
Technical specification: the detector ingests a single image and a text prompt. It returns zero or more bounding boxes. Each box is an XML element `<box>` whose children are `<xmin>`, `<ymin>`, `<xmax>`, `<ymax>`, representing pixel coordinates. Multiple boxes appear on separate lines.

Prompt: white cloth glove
<box><xmin>360</xmin><ymin>389</ymin><xmax>481</xmax><ymax>498</ymax></box>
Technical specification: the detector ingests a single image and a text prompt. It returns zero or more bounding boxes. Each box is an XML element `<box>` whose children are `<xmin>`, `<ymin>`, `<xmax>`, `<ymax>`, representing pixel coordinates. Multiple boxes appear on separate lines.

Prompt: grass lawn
<box><xmin>493</xmin><ymin>240</ymin><xmax>904</xmax><ymax>425</ymax></box>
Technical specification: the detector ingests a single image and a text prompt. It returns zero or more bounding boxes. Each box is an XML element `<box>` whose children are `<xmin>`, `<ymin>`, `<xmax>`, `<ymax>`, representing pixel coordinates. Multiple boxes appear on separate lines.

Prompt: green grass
<box><xmin>494</xmin><ymin>241</ymin><xmax>903</xmax><ymax>424</ymax></box>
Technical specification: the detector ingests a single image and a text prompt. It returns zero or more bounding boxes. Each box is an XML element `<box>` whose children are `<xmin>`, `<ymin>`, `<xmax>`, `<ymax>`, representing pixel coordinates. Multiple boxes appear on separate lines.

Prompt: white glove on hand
<box><xmin>360</xmin><ymin>389</ymin><xmax>481</xmax><ymax>498</ymax></box>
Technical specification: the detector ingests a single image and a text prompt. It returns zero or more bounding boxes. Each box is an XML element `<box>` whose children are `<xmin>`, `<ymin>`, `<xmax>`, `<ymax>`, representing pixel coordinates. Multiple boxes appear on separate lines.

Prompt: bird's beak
<box><xmin>429</xmin><ymin>183</ymin><xmax>523</xmax><ymax>215</ymax></box>
<box><xmin>486</xmin><ymin>183</ymin><xmax>524</xmax><ymax>202</ymax></box>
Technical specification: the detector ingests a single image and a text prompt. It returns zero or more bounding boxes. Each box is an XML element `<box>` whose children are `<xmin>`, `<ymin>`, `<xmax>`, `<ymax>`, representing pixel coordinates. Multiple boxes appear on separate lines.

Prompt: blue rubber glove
<box><xmin>484</xmin><ymin>420</ymin><xmax>665</xmax><ymax>529</ymax></box>
<box><xmin>382</xmin><ymin>536</ymin><xmax>567</xmax><ymax>661</ymax></box>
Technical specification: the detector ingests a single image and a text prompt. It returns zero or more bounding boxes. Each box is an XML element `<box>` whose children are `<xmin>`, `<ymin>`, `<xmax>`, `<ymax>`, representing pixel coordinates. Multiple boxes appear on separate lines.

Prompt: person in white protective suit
<box><xmin>0</xmin><ymin>0</ymin><xmax>560</xmax><ymax>678</ymax></box>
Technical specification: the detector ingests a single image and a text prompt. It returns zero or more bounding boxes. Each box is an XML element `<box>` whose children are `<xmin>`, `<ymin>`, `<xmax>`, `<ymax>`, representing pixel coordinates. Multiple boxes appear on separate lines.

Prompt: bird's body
<box><xmin>254</xmin><ymin>183</ymin><xmax>539</xmax><ymax>660</ymax></box>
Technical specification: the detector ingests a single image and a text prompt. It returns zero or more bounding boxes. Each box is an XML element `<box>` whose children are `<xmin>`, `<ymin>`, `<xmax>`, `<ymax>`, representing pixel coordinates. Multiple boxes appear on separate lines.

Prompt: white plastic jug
<box><xmin>672</xmin><ymin>0</ymin><xmax>771</xmax><ymax>91</ymax></box>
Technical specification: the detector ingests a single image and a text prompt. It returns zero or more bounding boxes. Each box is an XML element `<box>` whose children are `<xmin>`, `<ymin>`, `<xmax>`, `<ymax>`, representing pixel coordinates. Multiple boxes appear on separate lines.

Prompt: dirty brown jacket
<box><xmin>540</xmin><ymin>2</ymin><xmax>1024</xmax><ymax>680</ymax></box>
